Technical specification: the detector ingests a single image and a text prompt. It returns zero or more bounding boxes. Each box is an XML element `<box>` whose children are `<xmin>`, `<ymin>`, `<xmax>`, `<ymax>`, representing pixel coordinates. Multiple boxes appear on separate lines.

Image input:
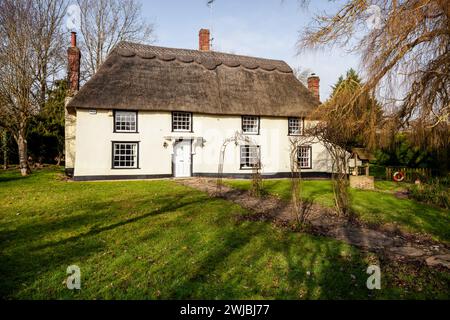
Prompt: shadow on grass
<box><xmin>0</xmin><ymin>193</ymin><xmax>206</xmax><ymax>298</ymax></box>
<box><xmin>1</xmin><ymin>171</ymin><xmax>448</xmax><ymax>299</ymax></box>
<box><xmin>0</xmin><ymin>174</ymin><xmax>32</xmax><ymax>183</ymax></box>
<box><xmin>1</xmin><ymin>189</ymin><xmax>371</xmax><ymax>299</ymax></box>
<box><xmin>154</xmin><ymin>210</ymin><xmax>372</xmax><ymax>299</ymax></box>
<box><xmin>33</xmin><ymin>197</ymin><xmax>206</xmax><ymax>251</ymax></box>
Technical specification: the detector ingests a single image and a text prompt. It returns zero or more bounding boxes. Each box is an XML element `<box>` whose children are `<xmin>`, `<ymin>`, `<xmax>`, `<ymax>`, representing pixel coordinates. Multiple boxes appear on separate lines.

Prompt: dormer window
<box><xmin>172</xmin><ymin>112</ymin><xmax>192</xmax><ymax>132</ymax></box>
<box><xmin>242</xmin><ymin>116</ymin><xmax>260</xmax><ymax>135</ymax></box>
<box><xmin>114</xmin><ymin>110</ymin><xmax>137</xmax><ymax>133</ymax></box>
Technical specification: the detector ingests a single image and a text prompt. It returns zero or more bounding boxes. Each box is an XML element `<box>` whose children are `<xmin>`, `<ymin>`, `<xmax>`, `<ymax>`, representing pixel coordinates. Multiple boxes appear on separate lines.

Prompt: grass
<box><xmin>223</xmin><ymin>179</ymin><xmax>450</xmax><ymax>243</ymax></box>
<box><xmin>0</xmin><ymin>167</ymin><xmax>449</xmax><ymax>299</ymax></box>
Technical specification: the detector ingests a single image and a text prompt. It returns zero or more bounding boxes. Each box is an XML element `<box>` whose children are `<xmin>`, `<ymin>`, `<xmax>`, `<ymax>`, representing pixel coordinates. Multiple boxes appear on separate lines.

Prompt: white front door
<box><xmin>173</xmin><ymin>140</ymin><xmax>192</xmax><ymax>177</ymax></box>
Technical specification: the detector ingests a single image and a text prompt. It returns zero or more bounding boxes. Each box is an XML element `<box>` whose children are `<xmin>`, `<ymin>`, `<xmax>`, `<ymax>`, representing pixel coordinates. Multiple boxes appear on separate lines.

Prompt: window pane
<box><xmin>240</xmin><ymin>145</ymin><xmax>260</xmax><ymax>168</ymax></box>
<box><xmin>173</xmin><ymin>112</ymin><xmax>192</xmax><ymax>132</ymax></box>
<box><xmin>242</xmin><ymin>116</ymin><xmax>259</xmax><ymax>134</ymax></box>
<box><xmin>289</xmin><ymin>117</ymin><xmax>303</xmax><ymax>135</ymax></box>
<box><xmin>112</xmin><ymin>142</ymin><xmax>138</xmax><ymax>168</ymax></box>
<box><xmin>115</xmin><ymin>111</ymin><xmax>137</xmax><ymax>132</ymax></box>
<box><xmin>297</xmin><ymin>146</ymin><xmax>311</xmax><ymax>169</ymax></box>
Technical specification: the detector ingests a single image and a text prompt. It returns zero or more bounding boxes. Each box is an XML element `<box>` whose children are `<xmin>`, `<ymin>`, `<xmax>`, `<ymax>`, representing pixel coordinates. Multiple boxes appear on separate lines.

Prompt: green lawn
<box><xmin>0</xmin><ymin>168</ymin><xmax>449</xmax><ymax>299</ymax></box>
<box><xmin>224</xmin><ymin>179</ymin><xmax>450</xmax><ymax>243</ymax></box>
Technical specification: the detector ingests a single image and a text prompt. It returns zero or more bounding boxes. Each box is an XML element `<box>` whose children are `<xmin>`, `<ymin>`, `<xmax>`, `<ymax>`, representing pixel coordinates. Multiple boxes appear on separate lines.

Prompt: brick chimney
<box><xmin>307</xmin><ymin>73</ymin><xmax>320</xmax><ymax>101</ymax></box>
<box><xmin>199</xmin><ymin>29</ymin><xmax>210</xmax><ymax>51</ymax></box>
<box><xmin>67</xmin><ymin>32</ymin><xmax>81</xmax><ymax>94</ymax></box>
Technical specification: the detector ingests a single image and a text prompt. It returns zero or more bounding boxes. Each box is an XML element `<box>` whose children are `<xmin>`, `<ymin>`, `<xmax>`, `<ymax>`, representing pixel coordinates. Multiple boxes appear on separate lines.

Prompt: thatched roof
<box><xmin>67</xmin><ymin>41</ymin><xmax>319</xmax><ymax>117</ymax></box>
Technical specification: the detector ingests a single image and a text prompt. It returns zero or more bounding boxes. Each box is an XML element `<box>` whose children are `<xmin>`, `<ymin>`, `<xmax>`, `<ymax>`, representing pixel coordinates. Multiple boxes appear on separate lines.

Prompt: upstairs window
<box><xmin>114</xmin><ymin>111</ymin><xmax>137</xmax><ymax>133</ymax></box>
<box><xmin>172</xmin><ymin>112</ymin><xmax>192</xmax><ymax>132</ymax></box>
<box><xmin>242</xmin><ymin>116</ymin><xmax>260</xmax><ymax>134</ymax></box>
<box><xmin>240</xmin><ymin>145</ymin><xmax>261</xmax><ymax>169</ymax></box>
<box><xmin>288</xmin><ymin>117</ymin><xmax>304</xmax><ymax>136</ymax></box>
<box><xmin>297</xmin><ymin>146</ymin><xmax>312</xmax><ymax>169</ymax></box>
<box><xmin>112</xmin><ymin>142</ymin><xmax>139</xmax><ymax>169</ymax></box>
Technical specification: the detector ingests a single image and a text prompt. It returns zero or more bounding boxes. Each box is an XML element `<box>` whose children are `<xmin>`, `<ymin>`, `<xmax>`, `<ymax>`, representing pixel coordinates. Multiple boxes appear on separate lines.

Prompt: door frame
<box><xmin>172</xmin><ymin>138</ymin><xmax>193</xmax><ymax>178</ymax></box>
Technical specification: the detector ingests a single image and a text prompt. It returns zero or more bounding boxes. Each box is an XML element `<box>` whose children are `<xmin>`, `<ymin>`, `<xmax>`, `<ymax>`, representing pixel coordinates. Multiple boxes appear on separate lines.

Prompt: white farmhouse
<box><xmin>65</xmin><ymin>30</ymin><xmax>331</xmax><ymax>181</ymax></box>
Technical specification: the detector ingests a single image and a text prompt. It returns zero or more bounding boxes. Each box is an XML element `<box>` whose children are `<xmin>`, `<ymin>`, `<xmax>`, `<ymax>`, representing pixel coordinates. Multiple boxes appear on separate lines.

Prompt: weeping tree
<box><xmin>307</xmin><ymin>69</ymin><xmax>381</xmax><ymax>218</ymax></box>
<box><xmin>298</xmin><ymin>0</ymin><xmax>450</xmax><ymax>175</ymax></box>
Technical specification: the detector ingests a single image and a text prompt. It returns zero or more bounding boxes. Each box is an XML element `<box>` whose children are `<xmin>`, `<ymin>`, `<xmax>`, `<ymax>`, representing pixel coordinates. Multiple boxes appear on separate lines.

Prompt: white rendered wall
<box><xmin>73</xmin><ymin>109</ymin><xmax>331</xmax><ymax>177</ymax></box>
<box><xmin>64</xmin><ymin>98</ymin><xmax>77</xmax><ymax>169</ymax></box>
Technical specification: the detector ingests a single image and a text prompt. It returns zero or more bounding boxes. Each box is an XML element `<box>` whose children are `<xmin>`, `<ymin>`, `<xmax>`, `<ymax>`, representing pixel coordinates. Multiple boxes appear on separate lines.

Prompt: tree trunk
<box><xmin>1</xmin><ymin>130</ymin><xmax>7</xmax><ymax>170</ymax></box>
<box><xmin>40</xmin><ymin>77</ymin><xmax>47</xmax><ymax>110</ymax></box>
<box><xmin>16</xmin><ymin>127</ymin><xmax>31</xmax><ymax>176</ymax></box>
<box><xmin>56</xmin><ymin>153</ymin><xmax>62</xmax><ymax>166</ymax></box>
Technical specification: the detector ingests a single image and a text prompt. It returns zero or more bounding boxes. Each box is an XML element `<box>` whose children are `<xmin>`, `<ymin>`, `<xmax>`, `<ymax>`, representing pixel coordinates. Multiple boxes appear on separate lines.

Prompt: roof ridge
<box><xmin>115</xmin><ymin>40</ymin><xmax>290</xmax><ymax>66</ymax></box>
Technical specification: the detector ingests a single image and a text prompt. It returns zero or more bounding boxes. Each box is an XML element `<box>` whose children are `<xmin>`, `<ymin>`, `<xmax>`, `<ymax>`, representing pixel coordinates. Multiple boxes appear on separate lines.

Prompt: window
<box><xmin>240</xmin><ymin>145</ymin><xmax>260</xmax><ymax>169</ymax></box>
<box><xmin>112</xmin><ymin>142</ymin><xmax>139</xmax><ymax>169</ymax></box>
<box><xmin>288</xmin><ymin>117</ymin><xmax>304</xmax><ymax>135</ymax></box>
<box><xmin>297</xmin><ymin>146</ymin><xmax>312</xmax><ymax>169</ymax></box>
<box><xmin>172</xmin><ymin>112</ymin><xmax>192</xmax><ymax>132</ymax></box>
<box><xmin>114</xmin><ymin>111</ymin><xmax>137</xmax><ymax>133</ymax></box>
<box><xmin>241</xmin><ymin>116</ymin><xmax>260</xmax><ymax>134</ymax></box>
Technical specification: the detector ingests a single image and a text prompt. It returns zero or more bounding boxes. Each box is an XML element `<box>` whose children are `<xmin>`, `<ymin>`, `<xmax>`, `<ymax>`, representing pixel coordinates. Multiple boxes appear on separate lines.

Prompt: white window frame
<box><xmin>240</xmin><ymin>145</ymin><xmax>260</xmax><ymax>169</ymax></box>
<box><xmin>172</xmin><ymin>112</ymin><xmax>192</xmax><ymax>132</ymax></box>
<box><xmin>288</xmin><ymin>117</ymin><xmax>304</xmax><ymax>136</ymax></box>
<box><xmin>114</xmin><ymin>111</ymin><xmax>137</xmax><ymax>133</ymax></box>
<box><xmin>241</xmin><ymin>116</ymin><xmax>260</xmax><ymax>135</ymax></box>
<box><xmin>112</xmin><ymin>142</ymin><xmax>139</xmax><ymax>169</ymax></box>
<box><xmin>297</xmin><ymin>146</ymin><xmax>312</xmax><ymax>169</ymax></box>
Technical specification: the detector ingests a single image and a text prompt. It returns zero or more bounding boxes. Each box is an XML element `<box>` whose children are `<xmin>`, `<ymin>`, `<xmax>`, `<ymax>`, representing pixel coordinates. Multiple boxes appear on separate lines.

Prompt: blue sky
<box><xmin>142</xmin><ymin>0</ymin><xmax>359</xmax><ymax>100</ymax></box>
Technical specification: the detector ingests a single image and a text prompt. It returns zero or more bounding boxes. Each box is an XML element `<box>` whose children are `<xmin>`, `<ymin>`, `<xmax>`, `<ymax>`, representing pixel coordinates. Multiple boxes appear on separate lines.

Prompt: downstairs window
<box><xmin>240</xmin><ymin>145</ymin><xmax>261</xmax><ymax>169</ymax></box>
<box><xmin>297</xmin><ymin>146</ymin><xmax>312</xmax><ymax>169</ymax></box>
<box><xmin>112</xmin><ymin>142</ymin><xmax>139</xmax><ymax>169</ymax></box>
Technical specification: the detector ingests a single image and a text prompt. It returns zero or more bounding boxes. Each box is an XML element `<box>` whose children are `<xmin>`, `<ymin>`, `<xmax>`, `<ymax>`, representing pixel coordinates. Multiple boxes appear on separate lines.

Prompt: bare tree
<box><xmin>0</xmin><ymin>0</ymin><xmax>67</xmax><ymax>176</ymax></box>
<box><xmin>305</xmin><ymin>70</ymin><xmax>380</xmax><ymax>218</ymax></box>
<box><xmin>297</xmin><ymin>0</ymin><xmax>450</xmax><ymax>155</ymax></box>
<box><xmin>293</xmin><ymin>66</ymin><xmax>312</xmax><ymax>86</ymax></box>
<box><xmin>34</xmin><ymin>0</ymin><xmax>68</xmax><ymax>107</ymax></box>
<box><xmin>77</xmin><ymin>0</ymin><xmax>156</xmax><ymax>80</ymax></box>
<box><xmin>1</xmin><ymin>128</ymin><xmax>8</xmax><ymax>170</ymax></box>
<box><xmin>305</xmin><ymin>120</ymin><xmax>353</xmax><ymax>218</ymax></box>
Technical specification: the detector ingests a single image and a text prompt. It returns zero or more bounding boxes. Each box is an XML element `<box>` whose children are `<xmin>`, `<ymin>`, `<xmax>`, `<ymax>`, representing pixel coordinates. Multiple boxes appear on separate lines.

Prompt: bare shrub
<box><xmin>289</xmin><ymin>135</ymin><xmax>315</xmax><ymax>227</ymax></box>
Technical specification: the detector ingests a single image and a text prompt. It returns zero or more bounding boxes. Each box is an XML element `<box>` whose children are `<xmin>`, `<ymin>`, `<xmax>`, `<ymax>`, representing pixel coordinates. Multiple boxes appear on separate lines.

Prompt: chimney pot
<box><xmin>199</xmin><ymin>29</ymin><xmax>210</xmax><ymax>51</ymax></box>
<box><xmin>307</xmin><ymin>73</ymin><xmax>320</xmax><ymax>101</ymax></box>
